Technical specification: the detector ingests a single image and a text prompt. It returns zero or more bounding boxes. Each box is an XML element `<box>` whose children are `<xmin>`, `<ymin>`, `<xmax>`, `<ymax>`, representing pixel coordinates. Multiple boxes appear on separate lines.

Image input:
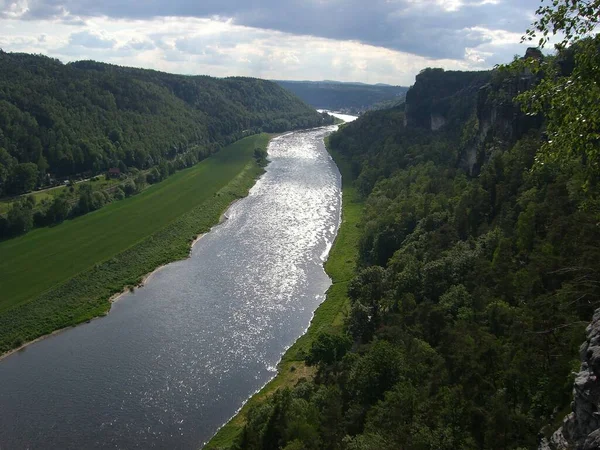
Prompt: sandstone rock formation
<box><xmin>541</xmin><ymin>309</ymin><xmax>600</xmax><ymax>450</ymax></box>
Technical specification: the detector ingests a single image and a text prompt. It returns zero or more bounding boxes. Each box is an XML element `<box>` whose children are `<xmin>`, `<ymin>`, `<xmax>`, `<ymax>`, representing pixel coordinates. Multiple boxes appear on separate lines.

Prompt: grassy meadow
<box><xmin>205</xmin><ymin>141</ymin><xmax>363</xmax><ymax>449</ymax></box>
<box><xmin>0</xmin><ymin>134</ymin><xmax>269</xmax><ymax>354</ymax></box>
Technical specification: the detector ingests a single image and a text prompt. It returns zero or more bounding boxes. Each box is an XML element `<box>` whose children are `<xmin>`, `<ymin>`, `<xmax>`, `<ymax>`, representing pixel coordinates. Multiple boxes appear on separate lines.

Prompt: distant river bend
<box><xmin>0</xmin><ymin>113</ymin><xmax>356</xmax><ymax>449</ymax></box>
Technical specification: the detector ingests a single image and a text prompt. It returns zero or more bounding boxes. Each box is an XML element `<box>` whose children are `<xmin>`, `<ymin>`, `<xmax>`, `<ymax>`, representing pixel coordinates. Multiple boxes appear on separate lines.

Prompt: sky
<box><xmin>0</xmin><ymin>0</ymin><xmax>542</xmax><ymax>85</ymax></box>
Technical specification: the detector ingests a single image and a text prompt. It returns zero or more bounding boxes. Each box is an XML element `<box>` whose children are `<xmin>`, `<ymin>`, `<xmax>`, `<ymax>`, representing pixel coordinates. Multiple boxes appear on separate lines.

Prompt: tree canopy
<box><xmin>516</xmin><ymin>0</ymin><xmax>600</xmax><ymax>206</ymax></box>
<box><xmin>0</xmin><ymin>52</ymin><xmax>332</xmax><ymax>197</ymax></box>
<box><xmin>225</xmin><ymin>3</ymin><xmax>600</xmax><ymax>448</ymax></box>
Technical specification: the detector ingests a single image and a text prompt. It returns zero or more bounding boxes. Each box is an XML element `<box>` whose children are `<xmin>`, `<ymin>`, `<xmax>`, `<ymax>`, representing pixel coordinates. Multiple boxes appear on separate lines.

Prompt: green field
<box><xmin>205</xmin><ymin>139</ymin><xmax>364</xmax><ymax>449</ymax></box>
<box><xmin>0</xmin><ymin>134</ymin><xmax>269</xmax><ymax>353</ymax></box>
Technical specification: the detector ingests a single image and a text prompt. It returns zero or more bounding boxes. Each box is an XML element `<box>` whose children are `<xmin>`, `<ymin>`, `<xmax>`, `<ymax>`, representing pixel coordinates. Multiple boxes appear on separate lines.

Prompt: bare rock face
<box><xmin>430</xmin><ymin>114</ymin><xmax>446</xmax><ymax>131</ymax></box>
<box><xmin>524</xmin><ymin>47</ymin><xmax>543</xmax><ymax>60</ymax></box>
<box><xmin>403</xmin><ymin>68</ymin><xmax>491</xmax><ymax>130</ymax></box>
<box><xmin>458</xmin><ymin>49</ymin><xmax>544</xmax><ymax>175</ymax></box>
<box><xmin>542</xmin><ymin>309</ymin><xmax>600</xmax><ymax>450</ymax></box>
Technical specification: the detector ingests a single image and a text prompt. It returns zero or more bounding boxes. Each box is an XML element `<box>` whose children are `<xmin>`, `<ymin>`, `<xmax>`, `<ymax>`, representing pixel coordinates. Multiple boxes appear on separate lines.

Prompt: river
<box><xmin>0</xmin><ymin>113</ymin><xmax>356</xmax><ymax>449</ymax></box>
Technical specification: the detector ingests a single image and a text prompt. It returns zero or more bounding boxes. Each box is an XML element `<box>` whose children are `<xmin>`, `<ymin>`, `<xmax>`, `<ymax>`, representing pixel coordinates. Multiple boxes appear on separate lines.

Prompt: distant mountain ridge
<box><xmin>274</xmin><ymin>79</ymin><xmax>408</xmax><ymax>113</ymax></box>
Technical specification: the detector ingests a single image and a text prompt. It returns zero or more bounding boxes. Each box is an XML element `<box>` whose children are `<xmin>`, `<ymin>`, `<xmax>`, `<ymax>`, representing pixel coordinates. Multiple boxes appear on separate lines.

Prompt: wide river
<box><xmin>0</xmin><ymin>113</ymin><xmax>356</xmax><ymax>449</ymax></box>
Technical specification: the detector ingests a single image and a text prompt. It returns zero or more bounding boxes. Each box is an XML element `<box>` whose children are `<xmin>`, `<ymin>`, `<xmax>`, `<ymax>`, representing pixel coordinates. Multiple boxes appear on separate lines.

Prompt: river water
<box><xmin>0</xmin><ymin>113</ymin><xmax>356</xmax><ymax>449</ymax></box>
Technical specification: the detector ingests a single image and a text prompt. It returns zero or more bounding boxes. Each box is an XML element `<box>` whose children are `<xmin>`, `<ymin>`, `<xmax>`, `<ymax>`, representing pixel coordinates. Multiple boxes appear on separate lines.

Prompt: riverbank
<box><xmin>108</xmin><ymin>195</ymin><xmax>240</xmax><ymax>306</ymax></box>
<box><xmin>205</xmin><ymin>139</ymin><xmax>363</xmax><ymax>449</ymax></box>
<box><xmin>0</xmin><ymin>135</ymin><xmax>270</xmax><ymax>357</ymax></box>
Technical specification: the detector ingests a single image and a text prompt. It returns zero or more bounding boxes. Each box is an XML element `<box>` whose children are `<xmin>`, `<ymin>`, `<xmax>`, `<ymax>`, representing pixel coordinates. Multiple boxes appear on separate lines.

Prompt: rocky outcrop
<box><xmin>525</xmin><ymin>47</ymin><xmax>543</xmax><ymax>60</ymax></box>
<box><xmin>458</xmin><ymin>48</ymin><xmax>544</xmax><ymax>175</ymax></box>
<box><xmin>430</xmin><ymin>114</ymin><xmax>446</xmax><ymax>131</ymax></box>
<box><xmin>402</xmin><ymin>49</ymin><xmax>544</xmax><ymax>174</ymax></box>
<box><xmin>541</xmin><ymin>309</ymin><xmax>600</xmax><ymax>450</ymax></box>
<box><xmin>403</xmin><ymin>68</ymin><xmax>491</xmax><ymax>130</ymax></box>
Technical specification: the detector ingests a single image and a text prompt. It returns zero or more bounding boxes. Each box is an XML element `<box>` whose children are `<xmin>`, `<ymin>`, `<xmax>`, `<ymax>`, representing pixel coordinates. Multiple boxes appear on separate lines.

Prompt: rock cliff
<box><xmin>403</xmin><ymin>67</ymin><xmax>491</xmax><ymax>131</ymax></box>
<box><xmin>459</xmin><ymin>48</ymin><xmax>544</xmax><ymax>174</ymax></box>
<box><xmin>541</xmin><ymin>309</ymin><xmax>600</xmax><ymax>450</ymax></box>
<box><xmin>401</xmin><ymin>49</ymin><xmax>554</xmax><ymax>177</ymax></box>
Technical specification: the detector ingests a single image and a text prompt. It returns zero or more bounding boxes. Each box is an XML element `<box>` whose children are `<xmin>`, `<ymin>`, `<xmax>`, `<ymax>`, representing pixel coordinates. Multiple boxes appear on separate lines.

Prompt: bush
<box><xmin>113</xmin><ymin>187</ymin><xmax>125</xmax><ymax>201</ymax></box>
<box><xmin>123</xmin><ymin>181</ymin><xmax>136</xmax><ymax>197</ymax></box>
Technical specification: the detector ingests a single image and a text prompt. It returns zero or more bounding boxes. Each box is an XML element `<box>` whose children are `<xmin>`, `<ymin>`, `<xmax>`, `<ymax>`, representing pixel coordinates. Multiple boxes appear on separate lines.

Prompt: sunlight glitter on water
<box><xmin>0</xmin><ymin>121</ymin><xmax>351</xmax><ymax>449</ymax></box>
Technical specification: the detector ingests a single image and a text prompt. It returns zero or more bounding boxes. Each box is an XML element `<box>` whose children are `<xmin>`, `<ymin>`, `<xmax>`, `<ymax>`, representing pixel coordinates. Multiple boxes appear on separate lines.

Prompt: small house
<box><xmin>108</xmin><ymin>168</ymin><xmax>121</xmax><ymax>178</ymax></box>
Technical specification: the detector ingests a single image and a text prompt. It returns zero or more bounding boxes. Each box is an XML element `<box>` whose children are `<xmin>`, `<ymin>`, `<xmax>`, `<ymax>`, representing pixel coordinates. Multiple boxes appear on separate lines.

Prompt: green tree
<box><xmin>516</xmin><ymin>203</ymin><xmax>536</xmax><ymax>252</ymax></box>
<box><xmin>305</xmin><ymin>332</ymin><xmax>352</xmax><ymax>366</ymax></box>
<box><xmin>147</xmin><ymin>167</ymin><xmax>161</xmax><ymax>184</ymax></box>
<box><xmin>123</xmin><ymin>180</ymin><xmax>136</xmax><ymax>197</ymax></box>
<box><xmin>134</xmin><ymin>173</ymin><xmax>147</xmax><ymax>193</ymax></box>
<box><xmin>253</xmin><ymin>147</ymin><xmax>268</xmax><ymax>167</ymax></box>
<box><xmin>517</xmin><ymin>0</ymin><xmax>600</xmax><ymax>200</ymax></box>
<box><xmin>0</xmin><ymin>147</ymin><xmax>16</xmax><ymax>195</ymax></box>
<box><xmin>9</xmin><ymin>163</ymin><xmax>38</xmax><ymax>193</ymax></box>
<box><xmin>439</xmin><ymin>284</ymin><xmax>473</xmax><ymax>321</ymax></box>
<box><xmin>113</xmin><ymin>187</ymin><xmax>125</xmax><ymax>200</ymax></box>
<box><xmin>7</xmin><ymin>201</ymin><xmax>33</xmax><ymax>234</ymax></box>
<box><xmin>77</xmin><ymin>184</ymin><xmax>93</xmax><ymax>214</ymax></box>
<box><xmin>47</xmin><ymin>197</ymin><xmax>71</xmax><ymax>223</ymax></box>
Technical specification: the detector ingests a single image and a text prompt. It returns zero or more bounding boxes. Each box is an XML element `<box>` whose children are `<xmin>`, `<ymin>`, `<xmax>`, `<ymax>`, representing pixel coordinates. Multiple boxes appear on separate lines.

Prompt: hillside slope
<box><xmin>0</xmin><ymin>51</ymin><xmax>331</xmax><ymax>196</ymax></box>
<box><xmin>275</xmin><ymin>80</ymin><xmax>407</xmax><ymax>113</ymax></box>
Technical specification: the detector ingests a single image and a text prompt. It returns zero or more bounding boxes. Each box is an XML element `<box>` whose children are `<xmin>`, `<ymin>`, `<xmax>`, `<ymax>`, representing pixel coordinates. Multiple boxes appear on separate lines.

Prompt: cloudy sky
<box><xmin>0</xmin><ymin>0</ymin><xmax>541</xmax><ymax>85</ymax></box>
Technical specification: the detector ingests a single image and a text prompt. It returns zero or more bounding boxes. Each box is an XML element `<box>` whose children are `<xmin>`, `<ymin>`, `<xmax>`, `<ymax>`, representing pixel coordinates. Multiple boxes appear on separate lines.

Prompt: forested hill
<box><xmin>231</xmin><ymin>53</ymin><xmax>600</xmax><ymax>449</ymax></box>
<box><xmin>274</xmin><ymin>80</ymin><xmax>407</xmax><ymax>113</ymax></box>
<box><xmin>0</xmin><ymin>51</ymin><xmax>332</xmax><ymax>196</ymax></box>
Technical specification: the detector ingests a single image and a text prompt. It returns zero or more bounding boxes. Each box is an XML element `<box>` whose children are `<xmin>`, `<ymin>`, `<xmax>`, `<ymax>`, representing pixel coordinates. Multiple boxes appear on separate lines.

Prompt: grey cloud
<box><xmin>128</xmin><ymin>40</ymin><xmax>155</xmax><ymax>51</ymax></box>
<box><xmin>60</xmin><ymin>14</ymin><xmax>86</xmax><ymax>25</ymax></box>
<box><xmin>481</xmin><ymin>42</ymin><xmax>535</xmax><ymax>66</ymax></box>
<box><xmin>1</xmin><ymin>0</ymin><xmax>82</xmax><ymax>23</ymax></box>
<box><xmin>3</xmin><ymin>0</ymin><xmax>539</xmax><ymax>59</ymax></box>
<box><xmin>174</xmin><ymin>28</ymin><xmax>268</xmax><ymax>54</ymax></box>
<box><xmin>69</xmin><ymin>30</ymin><xmax>116</xmax><ymax>48</ymax></box>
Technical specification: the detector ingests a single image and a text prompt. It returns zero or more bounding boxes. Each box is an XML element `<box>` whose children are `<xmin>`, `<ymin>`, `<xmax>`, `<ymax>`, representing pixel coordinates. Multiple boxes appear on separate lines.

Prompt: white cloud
<box><xmin>1</xmin><ymin>0</ymin><xmax>540</xmax><ymax>59</ymax></box>
<box><xmin>69</xmin><ymin>30</ymin><xmax>115</xmax><ymax>48</ymax></box>
<box><xmin>0</xmin><ymin>14</ymin><xmax>531</xmax><ymax>85</ymax></box>
<box><xmin>1</xmin><ymin>0</ymin><xmax>28</xmax><ymax>18</ymax></box>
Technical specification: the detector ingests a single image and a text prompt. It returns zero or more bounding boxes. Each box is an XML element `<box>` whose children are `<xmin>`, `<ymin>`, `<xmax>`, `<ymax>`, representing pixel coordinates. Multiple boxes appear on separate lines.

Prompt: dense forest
<box><xmin>223</xmin><ymin>4</ymin><xmax>600</xmax><ymax>449</ymax></box>
<box><xmin>0</xmin><ymin>51</ymin><xmax>334</xmax><ymax>239</ymax></box>
<box><xmin>0</xmin><ymin>51</ymin><xmax>332</xmax><ymax>197</ymax></box>
<box><xmin>274</xmin><ymin>80</ymin><xmax>407</xmax><ymax>113</ymax></box>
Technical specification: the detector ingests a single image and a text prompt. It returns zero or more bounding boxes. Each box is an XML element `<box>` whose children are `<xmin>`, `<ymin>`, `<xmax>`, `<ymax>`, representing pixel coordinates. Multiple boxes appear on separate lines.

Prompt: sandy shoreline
<box><xmin>0</xmin><ymin>192</ymin><xmax>243</xmax><ymax>362</ymax></box>
<box><xmin>0</xmin><ymin>326</ymin><xmax>74</xmax><ymax>362</ymax></box>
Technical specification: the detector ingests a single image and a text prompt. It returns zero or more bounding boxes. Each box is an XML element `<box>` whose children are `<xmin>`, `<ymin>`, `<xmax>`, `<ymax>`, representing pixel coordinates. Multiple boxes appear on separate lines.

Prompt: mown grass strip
<box><xmin>205</xmin><ymin>141</ymin><xmax>364</xmax><ymax>450</ymax></box>
<box><xmin>0</xmin><ymin>134</ymin><xmax>269</xmax><ymax>355</ymax></box>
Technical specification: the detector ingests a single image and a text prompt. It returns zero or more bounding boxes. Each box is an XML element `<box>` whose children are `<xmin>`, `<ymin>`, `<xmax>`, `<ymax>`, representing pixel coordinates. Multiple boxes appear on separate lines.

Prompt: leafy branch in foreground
<box><xmin>513</xmin><ymin>1</ymin><xmax>600</xmax><ymax>206</ymax></box>
<box><xmin>524</xmin><ymin>0</ymin><xmax>600</xmax><ymax>49</ymax></box>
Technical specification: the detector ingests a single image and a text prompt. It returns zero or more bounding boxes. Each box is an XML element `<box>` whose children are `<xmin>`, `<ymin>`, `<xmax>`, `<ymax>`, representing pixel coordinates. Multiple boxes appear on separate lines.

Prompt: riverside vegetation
<box><xmin>206</xmin><ymin>140</ymin><xmax>364</xmax><ymax>449</ymax></box>
<box><xmin>207</xmin><ymin>2</ymin><xmax>600</xmax><ymax>449</ymax></box>
<box><xmin>0</xmin><ymin>134</ymin><xmax>269</xmax><ymax>354</ymax></box>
